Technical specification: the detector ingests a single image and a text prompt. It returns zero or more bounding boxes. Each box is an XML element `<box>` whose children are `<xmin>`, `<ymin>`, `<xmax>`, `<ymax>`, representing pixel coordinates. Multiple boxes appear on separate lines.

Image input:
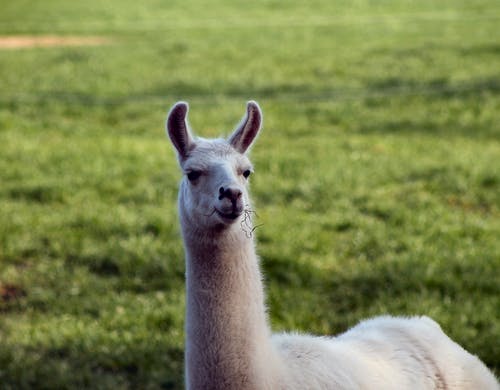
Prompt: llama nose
<box><xmin>218</xmin><ymin>186</ymin><xmax>242</xmax><ymax>203</ymax></box>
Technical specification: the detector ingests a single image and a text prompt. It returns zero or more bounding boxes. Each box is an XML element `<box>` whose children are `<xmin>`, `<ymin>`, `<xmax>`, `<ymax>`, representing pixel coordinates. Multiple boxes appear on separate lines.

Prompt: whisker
<box><xmin>241</xmin><ymin>206</ymin><xmax>263</xmax><ymax>238</ymax></box>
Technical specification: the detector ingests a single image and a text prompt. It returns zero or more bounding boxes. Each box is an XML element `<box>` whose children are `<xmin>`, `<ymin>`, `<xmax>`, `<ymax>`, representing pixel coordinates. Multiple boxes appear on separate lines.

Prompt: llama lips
<box><xmin>215</xmin><ymin>208</ymin><xmax>243</xmax><ymax>221</ymax></box>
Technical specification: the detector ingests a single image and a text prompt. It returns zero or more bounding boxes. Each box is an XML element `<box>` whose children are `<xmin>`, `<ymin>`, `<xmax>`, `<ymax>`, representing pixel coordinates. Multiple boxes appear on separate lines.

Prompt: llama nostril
<box><xmin>219</xmin><ymin>186</ymin><xmax>242</xmax><ymax>202</ymax></box>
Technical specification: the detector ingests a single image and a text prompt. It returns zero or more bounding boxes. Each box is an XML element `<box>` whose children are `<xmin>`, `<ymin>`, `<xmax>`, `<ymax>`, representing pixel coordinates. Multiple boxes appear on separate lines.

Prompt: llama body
<box><xmin>166</xmin><ymin>101</ymin><xmax>498</xmax><ymax>390</ymax></box>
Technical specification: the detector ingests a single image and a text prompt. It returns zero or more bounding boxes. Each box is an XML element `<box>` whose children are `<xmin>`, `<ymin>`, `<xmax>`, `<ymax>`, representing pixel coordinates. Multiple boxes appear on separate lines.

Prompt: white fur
<box><xmin>166</xmin><ymin>101</ymin><xmax>499</xmax><ymax>390</ymax></box>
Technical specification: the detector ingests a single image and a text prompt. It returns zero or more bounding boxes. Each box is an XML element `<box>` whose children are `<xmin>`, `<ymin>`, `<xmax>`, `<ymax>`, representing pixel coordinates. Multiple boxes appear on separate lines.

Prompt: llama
<box><xmin>166</xmin><ymin>101</ymin><xmax>498</xmax><ymax>390</ymax></box>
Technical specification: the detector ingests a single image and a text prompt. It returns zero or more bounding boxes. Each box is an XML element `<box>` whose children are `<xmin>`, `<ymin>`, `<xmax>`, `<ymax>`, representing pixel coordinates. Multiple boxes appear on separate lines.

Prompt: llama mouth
<box><xmin>215</xmin><ymin>209</ymin><xmax>242</xmax><ymax>222</ymax></box>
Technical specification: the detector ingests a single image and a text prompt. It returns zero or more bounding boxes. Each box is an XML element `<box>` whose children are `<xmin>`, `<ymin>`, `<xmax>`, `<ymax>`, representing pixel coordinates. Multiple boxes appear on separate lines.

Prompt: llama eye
<box><xmin>187</xmin><ymin>170</ymin><xmax>202</xmax><ymax>181</ymax></box>
<box><xmin>242</xmin><ymin>169</ymin><xmax>252</xmax><ymax>179</ymax></box>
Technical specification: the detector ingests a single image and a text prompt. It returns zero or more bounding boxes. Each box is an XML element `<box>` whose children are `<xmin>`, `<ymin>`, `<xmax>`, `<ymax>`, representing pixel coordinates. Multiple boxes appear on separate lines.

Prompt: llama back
<box><xmin>338</xmin><ymin>315</ymin><xmax>498</xmax><ymax>389</ymax></box>
<box><xmin>272</xmin><ymin>316</ymin><xmax>499</xmax><ymax>389</ymax></box>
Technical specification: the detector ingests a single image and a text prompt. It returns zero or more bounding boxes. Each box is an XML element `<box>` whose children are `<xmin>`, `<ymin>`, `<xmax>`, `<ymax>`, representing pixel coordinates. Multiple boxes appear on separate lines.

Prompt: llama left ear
<box><xmin>166</xmin><ymin>101</ymin><xmax>193</xmax><ymax>160</ymax></box>
<box><xmin>228</xmin><ymin>101</ymin><xmax>262</xmax><ymax>154</ymax></box>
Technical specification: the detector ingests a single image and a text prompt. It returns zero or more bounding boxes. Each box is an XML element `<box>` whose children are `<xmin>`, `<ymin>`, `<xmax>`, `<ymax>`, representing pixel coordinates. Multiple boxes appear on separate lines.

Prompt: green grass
<box><xmin>0</xmin><ymin>0</ymin><xmax>499</xmax><ymax>388</ymax></box>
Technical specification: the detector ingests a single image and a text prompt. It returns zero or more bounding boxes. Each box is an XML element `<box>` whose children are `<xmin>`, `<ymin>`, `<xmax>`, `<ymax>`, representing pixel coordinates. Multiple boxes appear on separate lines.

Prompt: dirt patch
<box><xmin>0</xmin><ymin>35</ymin><xmax>112</xmax><ymax>49</ymax></box>
<box><xmin>0</xmin><ymin>283</ymin><xmax>26</xmax><ymax>302</ymax></box>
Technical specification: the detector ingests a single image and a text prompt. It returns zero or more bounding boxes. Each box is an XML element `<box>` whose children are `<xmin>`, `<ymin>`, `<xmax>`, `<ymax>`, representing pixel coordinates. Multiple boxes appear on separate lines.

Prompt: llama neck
<box><xmin>182</xmin><ymin>220</ymin><xmax>278</xmax><ymax>389</ymax></box>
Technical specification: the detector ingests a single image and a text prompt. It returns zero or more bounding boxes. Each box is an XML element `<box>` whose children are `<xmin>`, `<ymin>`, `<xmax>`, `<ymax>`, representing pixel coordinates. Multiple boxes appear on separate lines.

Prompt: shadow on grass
<box><xmin>2</xmin><ymin>76</ymin><xmax>499</xmax><ymax>113</ymax></box>
<box><xmin>369</xmin><ymin>42</ymin><xmax>500</xmax><ymax>58</ymax></box>
<box><xmin>0</xmin><ymin>341</ymin><xmax>183</xmax><ymax>390</ymax></box>
<box><xmin>355</xmin><ymin>117</ymin><xmax>493</xmax><ymax>138</ymax></box>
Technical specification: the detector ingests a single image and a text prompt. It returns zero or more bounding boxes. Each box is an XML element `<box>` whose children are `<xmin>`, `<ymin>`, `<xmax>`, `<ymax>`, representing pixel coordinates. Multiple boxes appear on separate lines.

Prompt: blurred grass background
<box><xmin>0</xmin><ymin>0</ymin><xmax>499</xmax><ymax>388</ymax></box>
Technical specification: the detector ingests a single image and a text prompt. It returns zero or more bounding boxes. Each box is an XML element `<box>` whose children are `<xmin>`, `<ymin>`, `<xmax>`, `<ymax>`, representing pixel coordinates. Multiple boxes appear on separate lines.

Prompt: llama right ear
<box><xmin>228</xmin><ymin>101</ymin><xmax>262</xmax><ymax>154</ymax></box>
<box><xmin>166</xmin><ymin>101</ymin><xmax>193</xmax><ymax>160</ymax></box>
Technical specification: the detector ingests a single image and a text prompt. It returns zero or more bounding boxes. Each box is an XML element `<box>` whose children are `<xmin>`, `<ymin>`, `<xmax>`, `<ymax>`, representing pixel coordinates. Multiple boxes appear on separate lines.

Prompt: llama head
<box><xmin>166</xmin><ymin>101</ymin><xmax>262</xmax><ymax>230</ymax></box>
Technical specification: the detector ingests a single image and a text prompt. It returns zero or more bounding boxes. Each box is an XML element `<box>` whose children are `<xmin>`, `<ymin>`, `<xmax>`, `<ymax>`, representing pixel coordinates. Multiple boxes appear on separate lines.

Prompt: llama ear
<box><xmin>166</xmin><ymin>101</ymin><xmax>193</xmax><ymax>159</ymax></box>
<box><xmin>228</xmin><ymin>101</ymin><xmax>262</xmax><ymax>154</ymax></box>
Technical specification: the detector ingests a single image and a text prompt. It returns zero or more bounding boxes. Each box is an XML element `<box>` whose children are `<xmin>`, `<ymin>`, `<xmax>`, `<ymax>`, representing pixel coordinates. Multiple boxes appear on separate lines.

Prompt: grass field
<box><xmin>0</xmin><ymin>0</ymin><xmax>499</xmax><ymax>388</ymax></box>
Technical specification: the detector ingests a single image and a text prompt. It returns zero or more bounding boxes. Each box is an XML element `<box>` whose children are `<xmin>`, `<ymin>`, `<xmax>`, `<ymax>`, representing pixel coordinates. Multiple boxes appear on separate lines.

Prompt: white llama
<box><xmin>165</xmin><ymin>101</ymin><xmax>498</xmax><ymax>390</ymax></box>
